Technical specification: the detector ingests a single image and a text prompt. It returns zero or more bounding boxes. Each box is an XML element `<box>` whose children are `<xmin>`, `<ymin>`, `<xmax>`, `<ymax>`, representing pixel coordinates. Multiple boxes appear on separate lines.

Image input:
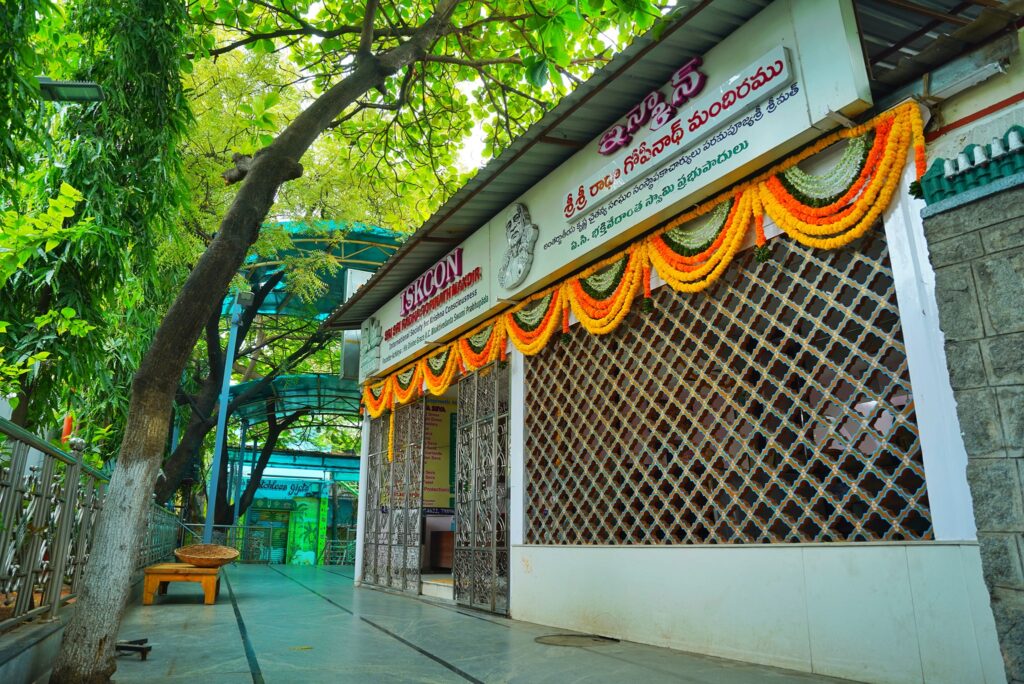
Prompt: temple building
<box><xmin>322</xmin><ymin>1</ymin><xmax>1024</xmax><ymax>681</ymax></box>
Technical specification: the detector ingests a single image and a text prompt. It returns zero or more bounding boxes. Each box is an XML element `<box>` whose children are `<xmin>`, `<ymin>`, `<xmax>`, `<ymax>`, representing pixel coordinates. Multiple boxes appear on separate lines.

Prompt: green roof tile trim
<box><xmin>921</xmin><ymin>125</ymin><xmax>1024</xmax><ymax>205</ymax></box>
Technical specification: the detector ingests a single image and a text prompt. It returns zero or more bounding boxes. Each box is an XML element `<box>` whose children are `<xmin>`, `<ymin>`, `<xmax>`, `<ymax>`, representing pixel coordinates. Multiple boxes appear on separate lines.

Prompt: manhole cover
<box><xmin>534</xmin><ymin>634</ymin><xmax>619</xmax><ymax>647</ymax></box>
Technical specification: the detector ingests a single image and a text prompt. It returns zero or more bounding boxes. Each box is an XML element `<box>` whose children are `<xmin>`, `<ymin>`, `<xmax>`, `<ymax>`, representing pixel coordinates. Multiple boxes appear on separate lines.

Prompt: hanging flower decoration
<box><xmin>758</xmin><ymin>109</ymin><xmax>910</xmax><ymax>249</ymax></box>
<box><xmin>387</xmin><ymin>409</ymin><xmax>396</xmax><ymax>462</ymax></box>
<box><xmin>506</xmin><ymin>287</ymin><xmax>564</xmax><ymax>355</ymax></box>
<box><xmin>423</xmin><ymin>344</ymin><xmax>460</xmax><ymax>395</ymax></box>
<box><xmin>359</xmin><ymin>101</ymin><xmax>927</xmax><ymax>416</ymax></box>
<box><xmin>458</xmin><ymin>319</ymin><xmax>506</xmax><ymax>371</ymax></box>
<box><xmin>392</xmin><ymin>361</ymin><xmax>423</xmax><ymax>405</ymax></box>
<box><xmin>565</xmin><ymin>243</ymin><xmax>646</xmax><ymax>335</ymax></box>
<box><xmin>362</xmin><ymin>377</ymin><xmax>393</xmax><ymax>419</ymax></box>
<box><xmin>647</xmin><ymin>191</ymin><xmax>752</xmax><ymax>293</ymax></box>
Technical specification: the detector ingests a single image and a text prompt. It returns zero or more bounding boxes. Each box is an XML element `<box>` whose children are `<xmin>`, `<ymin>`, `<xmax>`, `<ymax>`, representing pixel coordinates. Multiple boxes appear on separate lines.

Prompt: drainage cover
<box><xmin>534</xmin><ymin>634</ymin><xmax>620</xmax><ymax>647</ymax></box>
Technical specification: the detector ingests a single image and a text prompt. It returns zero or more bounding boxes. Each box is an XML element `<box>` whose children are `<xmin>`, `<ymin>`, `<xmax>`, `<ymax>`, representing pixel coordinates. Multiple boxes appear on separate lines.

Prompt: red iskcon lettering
<box><xmin>400</xmin><ymin>248</ymin><xmax>463</xmax><ymax>317</ymax></box>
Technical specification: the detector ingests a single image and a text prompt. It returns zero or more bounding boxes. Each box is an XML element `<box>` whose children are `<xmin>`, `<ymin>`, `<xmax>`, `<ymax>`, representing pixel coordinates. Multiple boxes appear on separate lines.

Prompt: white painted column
<box><xmin>882</xmin><ymin>148</ymin><xmax>978</xmax><ymax>541</ymax></box>
<box><xmin>354</xmin><ymin>416</ymin><xmax>371</xmax><ymax>583</ymax></box>
<box><xmin>508</xmin><ymin>347</ymin><xmax>526</xmax><ymax>547</ymax></box>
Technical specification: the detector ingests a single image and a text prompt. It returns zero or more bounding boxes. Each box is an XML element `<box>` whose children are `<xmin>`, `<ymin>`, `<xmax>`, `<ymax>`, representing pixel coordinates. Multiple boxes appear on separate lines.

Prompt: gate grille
<box><xmin>362</xmin><ymin>400</ymin><xmax>424</xmax><ymax>592</ymax></box>
<box><xmin>454</xmin><ymin>363</ymin><xmax>510</xmax><ymax>614</ymax></box>
<box><xmin>524</xmin><ymin>231</ymin><xmax>932</xmax><ymax>545</ymax></box>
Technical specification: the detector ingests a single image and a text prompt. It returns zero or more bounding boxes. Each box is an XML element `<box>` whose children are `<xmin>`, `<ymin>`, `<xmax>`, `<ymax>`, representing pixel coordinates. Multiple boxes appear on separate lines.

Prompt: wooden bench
<box><xmin>143</xmin><ymin>563</ymin><xmax>220</xmax><ymax>605</ymax></box>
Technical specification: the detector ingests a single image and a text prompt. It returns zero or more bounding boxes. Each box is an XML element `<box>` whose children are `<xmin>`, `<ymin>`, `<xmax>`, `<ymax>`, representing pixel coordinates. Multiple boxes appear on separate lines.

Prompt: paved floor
<box><xmin>114</xmin><ymin>565</ymin><xmax>848</xmax><ymax>683</ymax></box>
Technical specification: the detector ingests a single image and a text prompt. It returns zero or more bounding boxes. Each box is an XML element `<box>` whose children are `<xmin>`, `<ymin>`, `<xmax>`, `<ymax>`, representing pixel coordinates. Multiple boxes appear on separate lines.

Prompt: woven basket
<box><xmin>174</xmin><ymin>544</ymin><xmax>239</xmax><ymax>568</ymax></box>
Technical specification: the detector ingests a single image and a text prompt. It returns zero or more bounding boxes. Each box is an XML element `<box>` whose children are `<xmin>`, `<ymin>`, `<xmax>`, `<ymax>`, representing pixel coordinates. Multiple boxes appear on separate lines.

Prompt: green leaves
<box><xmin>524</xmin><ymin>55</ymin><xmax>550</xmax><ymax>87</ymax></box>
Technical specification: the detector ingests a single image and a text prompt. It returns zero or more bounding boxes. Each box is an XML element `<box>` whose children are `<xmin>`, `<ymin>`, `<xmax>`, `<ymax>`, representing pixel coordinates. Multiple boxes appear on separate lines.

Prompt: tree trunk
<box><xmin>50</xmin><ymin>387</ymin><xmax>169</xmax><ymax>684</ymax></box>
<box><xmin>51</xmin><ymin>4</ymin><xmax>460</xmax><ymax>679</ymax></box>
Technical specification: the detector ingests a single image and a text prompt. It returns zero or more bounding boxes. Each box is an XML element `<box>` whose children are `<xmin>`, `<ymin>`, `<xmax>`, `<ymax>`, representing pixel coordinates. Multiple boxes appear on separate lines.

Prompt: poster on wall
<box><xmin>423</xmin><ymin>399</ymin><xmax>456</xmax><ymax>512</ymax></box>
<box><xmin>286</xmin><ymin>497</ymin><xmax>322</xmax><ymax>565</ymax></box>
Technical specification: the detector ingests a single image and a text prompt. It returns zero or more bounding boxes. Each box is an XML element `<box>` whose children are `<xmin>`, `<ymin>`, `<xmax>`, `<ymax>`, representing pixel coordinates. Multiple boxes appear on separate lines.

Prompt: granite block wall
<box><xmin>924</xmin><ymin>184</ymin><xmax>1024</xmax><ymax>682</ymax></box>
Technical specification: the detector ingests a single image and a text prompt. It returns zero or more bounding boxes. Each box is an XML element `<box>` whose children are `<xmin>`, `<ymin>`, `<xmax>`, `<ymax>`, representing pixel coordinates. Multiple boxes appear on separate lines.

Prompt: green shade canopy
<box><xmin>229</xmin><ymin>373</ymin><xmax>361</xmax><ymax>427</ymax></box>
<box><xmin>224</xmin><ymin>221</ymin><xmax>405</xmax><ymax>320</ymax></box>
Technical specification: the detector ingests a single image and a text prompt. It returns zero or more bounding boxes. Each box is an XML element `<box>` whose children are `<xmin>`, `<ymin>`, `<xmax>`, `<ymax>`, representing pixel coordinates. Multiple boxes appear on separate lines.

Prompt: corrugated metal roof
<box><xmin>323</xmin><ymin>0</ymin><xmax>1024</xmax><ymax>332</ymax></box>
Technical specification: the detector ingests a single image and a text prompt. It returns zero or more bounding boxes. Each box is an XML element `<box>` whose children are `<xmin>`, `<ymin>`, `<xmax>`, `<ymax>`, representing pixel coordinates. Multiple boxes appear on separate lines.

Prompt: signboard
<box><xmin>376</xmin><ymin>227</ymin><xmax>492</xmax><ymax>370</ymax></box>
<box><xmin>360</xmin><ymin>0</ymin><xmax>870</xmax><ymax>378</ymax></box>
<box><xmin>251</xmin><ymin>478</ymin><xmax>323</xmax><ymax>500</ymax></box>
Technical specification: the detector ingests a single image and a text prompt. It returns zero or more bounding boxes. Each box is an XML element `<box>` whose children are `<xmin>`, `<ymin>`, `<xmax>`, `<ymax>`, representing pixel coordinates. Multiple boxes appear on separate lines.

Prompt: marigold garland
<box><xmin>392</xmin><ymin>361</ymin><xmax>423</xmax><ymax>405</ymax></box>
<box><xmin>647</xmin><ymin>191</ymin><xmax>752</xmax><ymax>293</ymax></box>
<box><xmin>362</xmin><ymin>377</ymin><xmax>393</xmax><ymax>419</ymax></box>
<box><xmin>458</xmin><ymin>319</ymin><xmax>506</xmax><ymax>371</ymax></box>
<box><xmin>565</xmin><ymin>243</ymin><xmax>646</xmax><ymax>335</ymax></box>
<box><xmin>386</xmin><ymin>409</ymin><xmax>396</xmax><ymax>462</ymax></box>
<box><xmin>760</xmin><ymin>111</ymin><xmax>911</xmax><ymax>249</ymax></box>
<box><xmin>360</xmin><ymin>101</ymin><xmax>927</xmax><ymax>415</ymax></box>
<box><xmin>506</xmin><ymin>288</ymin><xmax>564</xmax><ymax>355</ymax></box>
<box><xmin>423</xmin><ymin>344</ymin><xmax>460</xmax><ymax>395</ymax></box>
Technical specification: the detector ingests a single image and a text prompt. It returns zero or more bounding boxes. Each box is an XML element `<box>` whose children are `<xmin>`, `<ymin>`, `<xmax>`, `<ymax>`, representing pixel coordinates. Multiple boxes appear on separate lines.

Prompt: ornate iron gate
<box><xmin>362</xmin><ymin>398</ymin><xmax>425</xmax><ymax>593</ymax></box>
<box><xmin>454</xmin><ymin>362</ymin><xmax>510</xmax><ymax>614</ymax></box>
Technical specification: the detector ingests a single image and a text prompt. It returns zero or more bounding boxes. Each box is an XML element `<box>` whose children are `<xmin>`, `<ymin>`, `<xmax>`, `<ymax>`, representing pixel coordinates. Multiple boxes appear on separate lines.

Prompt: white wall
<box><xmin>510</xmin><ymin>543</ymin><xmax>1004</xmax><ymax>684</ymax></box>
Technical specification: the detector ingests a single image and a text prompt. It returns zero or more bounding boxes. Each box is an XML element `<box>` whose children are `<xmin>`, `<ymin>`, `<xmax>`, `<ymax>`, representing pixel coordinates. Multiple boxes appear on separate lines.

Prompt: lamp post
<box><xmin>35</xmin><ymin>76</ymin><xmax>104</xmax><ymax>103</ymax></box>
<box><xmin>203</xmin><ymin>292</ymin><xmax>254</xmax><ymax>543</ymax></box>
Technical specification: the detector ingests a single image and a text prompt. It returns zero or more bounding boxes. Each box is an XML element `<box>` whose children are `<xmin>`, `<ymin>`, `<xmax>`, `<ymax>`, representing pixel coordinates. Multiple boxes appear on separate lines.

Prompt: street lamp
<box><xmin>36</xmin><ymin>76</ymin><xmax>104</xmax><ymax>103</ymax></box>
<box><xmin>203</xmin><ymin>291</ymin><xmax>255</xmax><ymax>544</ymax></box>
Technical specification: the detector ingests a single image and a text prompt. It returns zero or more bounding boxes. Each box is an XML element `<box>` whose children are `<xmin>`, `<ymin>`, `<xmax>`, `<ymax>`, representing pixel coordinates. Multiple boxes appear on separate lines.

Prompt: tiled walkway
<box><xmin>114</xmin><ymin>565</ymin><xmax>847</xmax><ymax>683</ymax></box>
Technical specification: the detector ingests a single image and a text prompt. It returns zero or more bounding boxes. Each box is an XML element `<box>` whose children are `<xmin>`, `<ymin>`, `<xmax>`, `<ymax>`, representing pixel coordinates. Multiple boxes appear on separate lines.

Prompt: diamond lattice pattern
<box><xmin>525</xmin><ymin>232</ymin><xmax>932</xmax><ymax>545</ymax></box>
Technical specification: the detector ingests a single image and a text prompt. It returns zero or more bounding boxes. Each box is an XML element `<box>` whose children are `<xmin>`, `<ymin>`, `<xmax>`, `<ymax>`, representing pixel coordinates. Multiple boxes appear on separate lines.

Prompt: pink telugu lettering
<box><xmin>597</xmin><ymin>57</ymin><xmax>707</xmax><ymax>158</ymax></box>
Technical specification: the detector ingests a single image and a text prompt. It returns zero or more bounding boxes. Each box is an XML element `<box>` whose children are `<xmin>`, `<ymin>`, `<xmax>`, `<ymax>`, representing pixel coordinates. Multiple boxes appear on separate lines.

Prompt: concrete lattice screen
<box><xmin>524</xmin><ymin>231</ymin><xmax>932</xmax><ymax>545</ymax></box>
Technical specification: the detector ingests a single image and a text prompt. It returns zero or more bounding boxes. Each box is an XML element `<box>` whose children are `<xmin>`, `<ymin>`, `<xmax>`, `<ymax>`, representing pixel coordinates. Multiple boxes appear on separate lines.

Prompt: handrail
<box><xmin>0</xmin><ymin>416</ymin><xmax>108</xmax><ymax>481</ymax></box>
<box><xmin>0</xmin><ymin>418</ymin><xmax>176</xmax><ymax>634</ymax></box>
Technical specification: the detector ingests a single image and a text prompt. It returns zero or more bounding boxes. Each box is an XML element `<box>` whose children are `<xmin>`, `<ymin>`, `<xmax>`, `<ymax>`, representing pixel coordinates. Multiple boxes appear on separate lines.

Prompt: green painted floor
<box><xmin>113</xmin><ymin>565</ymin><xmax>846</xmax><ymax>683</ymax></box>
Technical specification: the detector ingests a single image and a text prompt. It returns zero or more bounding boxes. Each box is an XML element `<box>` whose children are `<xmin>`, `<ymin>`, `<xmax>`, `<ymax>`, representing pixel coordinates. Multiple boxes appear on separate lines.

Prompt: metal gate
<box><xmin>454</xmin><ymin>362</ymin><xmax>510</xmax><ymax>614</ymax></box>
<box><xmin>362</xmin><ymin>398</ymin><xmax>425</xmax><ymax>593</ymax></box>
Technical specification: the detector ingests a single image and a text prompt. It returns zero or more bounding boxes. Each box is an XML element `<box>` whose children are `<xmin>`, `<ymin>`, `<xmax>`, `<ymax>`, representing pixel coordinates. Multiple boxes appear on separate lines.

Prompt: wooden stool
<box><xmin>143</xmin><ymin>563</ymin><xmax>220</xmax><ymax>605</ymax></box>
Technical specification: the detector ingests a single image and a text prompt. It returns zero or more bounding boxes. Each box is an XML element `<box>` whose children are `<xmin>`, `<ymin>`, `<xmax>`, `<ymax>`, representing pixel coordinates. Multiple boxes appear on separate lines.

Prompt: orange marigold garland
<box><xmin>458</xmin><ymin>319</ymin><xmax>506</xmax><ymax>371</ymax></box>
<box><xmin>565</xmin><ymin>243</ymin><xmax>646</xmax><ymax>335</ymax></box>
<box><xmin>423</xmin><ymin>344</ymin><xmax>460</xmax><ymax>395</ymax></box>
<box><xmin>647</xmin><ymin>191</ymin><xmax>752</xmax><ymax>293</ymax></box>
<box><xmin>360</xmin><ymin>102</ymin><xmax>925</xmax><ymax>408</ymax></box>
<box><xmin>505</xmin><ymin>288</ymin><xmax>564</xmax><ymax>356</ymax></box>
<box><xmin>392</xmin><ymin>361</ymin><xmax>423</xmax><ymax>405</ymax></box>
<box><xmin>362</xmin><ymin>376</ymin><xmax>393</xmax><ymax>419</ymax></box>
<box><xmin>909</xmin><ymin>101</ymin><xmax>927</xmax><ymax>179</ymax></box>
<box><xmin>758</xmin><ymin>108</ymin><xmax>911</xmax><ymax>249</ymax></box>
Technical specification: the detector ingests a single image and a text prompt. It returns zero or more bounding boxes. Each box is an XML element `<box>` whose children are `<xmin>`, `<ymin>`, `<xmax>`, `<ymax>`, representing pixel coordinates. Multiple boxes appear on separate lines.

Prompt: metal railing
<box><xmin>0</xmin><ymin>417</ymin><xmax>177</xmax><ymax>633</ymax></box>
<box><xmin>179</xmin><ymin>524</ymin><xmax>275</xmax><ymax>564</ymax></box>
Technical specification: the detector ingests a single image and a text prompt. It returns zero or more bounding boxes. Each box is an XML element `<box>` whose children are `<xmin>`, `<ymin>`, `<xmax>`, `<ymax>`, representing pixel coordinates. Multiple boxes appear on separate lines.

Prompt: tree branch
<box><xmin>358</xmin><ymin>0</ymin><xmax>380</xmax><ymax>58</ymax></box>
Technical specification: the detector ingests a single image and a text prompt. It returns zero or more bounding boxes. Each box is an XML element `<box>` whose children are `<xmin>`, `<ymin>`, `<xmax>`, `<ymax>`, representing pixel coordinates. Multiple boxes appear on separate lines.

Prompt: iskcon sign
<box><xmin>361</xmin><ymin>0</ymin><xmax>871</xmax><ymax>379</ymax></box>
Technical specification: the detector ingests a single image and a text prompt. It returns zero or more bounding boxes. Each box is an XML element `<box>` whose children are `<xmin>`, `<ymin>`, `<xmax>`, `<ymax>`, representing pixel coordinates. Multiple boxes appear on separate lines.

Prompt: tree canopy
<box><xmin>30</xmin><ymin>1</ymin><xmax>666</xmax><ymax>680</ymax></box>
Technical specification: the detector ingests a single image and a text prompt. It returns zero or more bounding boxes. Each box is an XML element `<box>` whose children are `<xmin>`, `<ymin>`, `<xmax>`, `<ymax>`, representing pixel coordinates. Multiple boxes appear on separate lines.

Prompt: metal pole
<box><xmin>203</xmin><ymin>299</ymin><xmax>243</xmax><ymax>543</ymax></box>
<box><xmin>233</xmin><ymin>420</ymin><xmax>248</xmax><ymax>523</ymax></box>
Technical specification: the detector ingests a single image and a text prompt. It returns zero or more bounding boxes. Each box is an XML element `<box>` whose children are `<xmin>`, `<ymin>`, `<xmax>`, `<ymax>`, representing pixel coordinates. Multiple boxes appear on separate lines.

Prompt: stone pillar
<box><xmin>923</xmin><ymin>183</ymin><xmax>1024</xmax><ymax>682</ymax></box>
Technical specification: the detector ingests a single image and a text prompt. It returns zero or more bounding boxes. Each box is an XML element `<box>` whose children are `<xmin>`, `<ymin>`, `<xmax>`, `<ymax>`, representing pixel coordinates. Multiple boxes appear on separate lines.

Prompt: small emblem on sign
<box><xmin>498</xmin><ymin>203</ymin><xmax>539</xmax><ymax>290</ymax></box>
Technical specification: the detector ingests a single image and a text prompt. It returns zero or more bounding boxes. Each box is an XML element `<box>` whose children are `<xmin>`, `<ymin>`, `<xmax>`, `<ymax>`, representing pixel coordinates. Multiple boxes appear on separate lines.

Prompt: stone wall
<box><xmin>924</xmin><ymin>183</ymin><xmax>1024</xmax><ymax>682</ymax></box>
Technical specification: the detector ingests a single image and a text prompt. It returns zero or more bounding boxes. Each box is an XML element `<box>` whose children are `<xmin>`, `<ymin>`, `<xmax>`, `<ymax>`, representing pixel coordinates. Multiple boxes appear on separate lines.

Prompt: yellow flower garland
<box><xmin>647</xmin><ymin>191</ymin><xmax>752</xmax><ymax>293</ymax></box>
<box><xmin>360</xmin><ymin>101</ymin><xmax>927</xmax><ymax>415</ymax></box>
<box><xmin>506</xmin><ymin>287</ymin><xmax>564</xmax><ymax>355</ymax></box>
<box><xmin>392</xmin><ymin>361</ymin><xmax>424</xmax><ymax>405</ymax></box>
<box><xmin>565</xmin><ymin>243</ymin><xmax>646</xmax><ymax>335</ymax></box>
<box><xmin>423</xmin><ymin>344</ymin><xmax>461</xmax><ymax>396</ymax></box>
<box><xmin>362</xmin><ymin>376</ymin><xmax>393</xmax><ymax>419</ymax></box>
